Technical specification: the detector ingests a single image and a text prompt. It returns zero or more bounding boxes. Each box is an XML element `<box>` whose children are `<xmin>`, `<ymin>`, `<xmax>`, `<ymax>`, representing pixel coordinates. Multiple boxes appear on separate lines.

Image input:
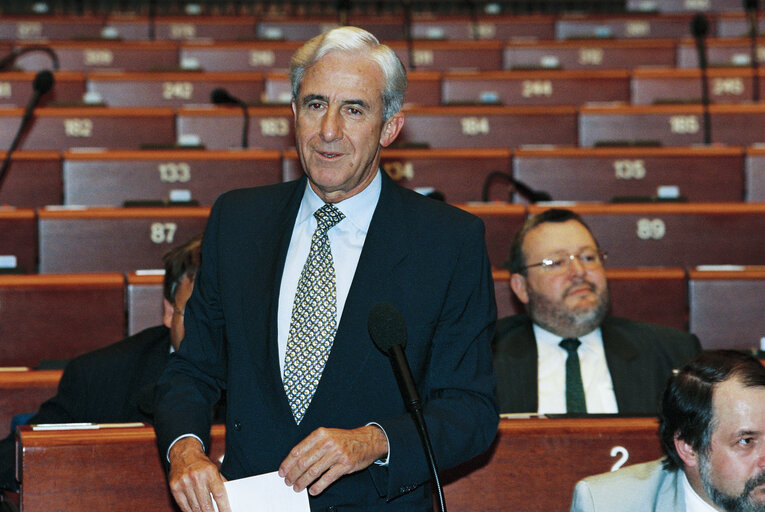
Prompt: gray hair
<box><xmin>289</xmin><ymin>26</ymin><xmax>408</xmax><ymax>121</ymax></box>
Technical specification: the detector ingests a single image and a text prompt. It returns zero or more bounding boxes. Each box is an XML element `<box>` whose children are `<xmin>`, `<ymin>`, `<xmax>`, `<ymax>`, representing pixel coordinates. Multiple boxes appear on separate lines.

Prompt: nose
<box><xmin>568</xmin><ymin>254</ymin><xmax>586</xmax><ymax>276</ymax></box>
<box><xmin>320</xmin><ymin>107</ymin><xmax>342</xmax><ymax>142</ymax></box>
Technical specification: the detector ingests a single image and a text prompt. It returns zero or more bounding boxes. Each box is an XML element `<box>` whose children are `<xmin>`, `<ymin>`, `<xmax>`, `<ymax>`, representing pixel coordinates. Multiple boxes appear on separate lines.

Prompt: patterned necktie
<box><xmin>559</xmin><ymin>338</ymin><xmax>587</xmax><ymax>414</ymax></box>
<box><xmin>283</xmin><ymin>203</ymin><xmax>345</xmax><ymax>424</ymax></box>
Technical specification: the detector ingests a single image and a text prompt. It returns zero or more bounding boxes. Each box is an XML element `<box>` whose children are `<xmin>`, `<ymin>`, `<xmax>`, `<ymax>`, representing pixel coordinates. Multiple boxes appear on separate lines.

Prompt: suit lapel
<box><xmin>499</xmin><ymin>318</ymin><xmax>539</xmax><ymax>413</ymax></box>
<box><xmin>601</xmin><ymin>318</ymin><xmax>641</xmax><ymax>414</ymax></box>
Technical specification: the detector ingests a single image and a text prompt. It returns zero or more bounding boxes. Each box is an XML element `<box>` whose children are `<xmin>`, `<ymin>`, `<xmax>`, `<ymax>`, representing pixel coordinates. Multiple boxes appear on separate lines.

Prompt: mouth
<box><xmin>565</xmin><ymin>282</ymin><xmax>596</xmax><ymax>298</ymax></box>
<box><xmin>315</xmin><ymin>149</ymin><xmax>344</xmax><ymax>160</ymax></box>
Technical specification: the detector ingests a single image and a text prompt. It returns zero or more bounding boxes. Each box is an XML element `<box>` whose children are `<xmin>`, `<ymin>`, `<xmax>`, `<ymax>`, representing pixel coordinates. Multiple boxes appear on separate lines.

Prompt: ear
<box><xmin>510</xmin><ymin>273</ymin><xmax>530</xmax><ymax>304</ymax></box>
<box><xmin>674</xmin><ymin>433</ymin><xmax>699</xmax><ymax>468</ymax></box>
<box><xmin>162</xmin><ymin>298</ymin><xmax>174</xmax><ymax>329</ymax></box>
<box><xmin>379</xmin><ymin>112</ymin><xmax>405</xmax><ymax>147</ymax></box>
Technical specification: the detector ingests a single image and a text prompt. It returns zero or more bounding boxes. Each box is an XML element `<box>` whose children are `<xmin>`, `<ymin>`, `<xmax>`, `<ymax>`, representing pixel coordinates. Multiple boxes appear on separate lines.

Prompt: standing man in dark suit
<box><xmin>0</xmin><ymin>234</ymin><xmax>203</xmax><ymax>494</ymax></box>
<box><xmin>493</xmin><ymin>208</ymin><xmax>701</xmax><ymax>415</ymax></box>
<box><xmin>154</xmin><ymin>26</ymin><xmax>498</xmax><ymax>512</ymax></box>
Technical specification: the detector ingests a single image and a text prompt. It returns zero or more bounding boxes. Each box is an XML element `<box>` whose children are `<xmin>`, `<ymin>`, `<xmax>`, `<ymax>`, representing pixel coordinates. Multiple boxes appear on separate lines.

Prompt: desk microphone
<box><xmin>0</xmin><ymin>69</ymin><xmax>54</xmax><ymax>194</ymax></box>
<box><xmin>0</xmin><ymin>45</ymin><xmax>60</xmax><ymax>72</ymax></box>
<box><xmin>402</xmin><ymin>0</ymin><xmax>416</xmax><ymax>71</ymax></box>
<box><xmin>368</xmin><ymin>302</ymin><xmax>447</xmax><ymax>512</ymax></box>
<box><xmin>481</xmin><ymin>171</ymin><xmax>552</xmax><ymax>203</ymax></box>
<box><xmin>745</xmin><ymin>0</ymin><xmax>760</xmax><ymax>101</ymax></box>
<box><xmin>691</xmin><ymin>13</ymin><xmax>711</xmax><ymax>144</ymax></box>
<box><xmin>211</xmin><ymin>88</ymin><xmax>250</xmax><ymax>149</ymax></box>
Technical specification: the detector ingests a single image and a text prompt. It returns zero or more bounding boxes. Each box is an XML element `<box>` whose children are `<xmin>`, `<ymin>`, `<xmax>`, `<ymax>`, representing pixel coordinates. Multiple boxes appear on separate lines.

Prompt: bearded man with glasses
<box><xmin>493</xmin><ymin>208</ymin><xmax>701</xmax><ymax>416</ymax></box>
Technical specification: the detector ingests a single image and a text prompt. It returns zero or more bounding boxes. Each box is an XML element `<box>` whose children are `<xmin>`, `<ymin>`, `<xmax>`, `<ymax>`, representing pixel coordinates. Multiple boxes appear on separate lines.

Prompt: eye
<box><xmin>542</xmin><ymin>257</ymin><xmax>564</xmax><ymax>269</ymax></box>
<box><xmin>307</xmin><ymin>101</ymin><xmax>324</xmax><ymax>110</ymax></box>
<box><xmin>346</xmin><ymin>106</ymin><xmax>362</xmax><ymax>116</ymax></box>
<box><xmin>579</xmin><ymin>252</ymin><xmax>599</xmax><ymax>263</ymax></box>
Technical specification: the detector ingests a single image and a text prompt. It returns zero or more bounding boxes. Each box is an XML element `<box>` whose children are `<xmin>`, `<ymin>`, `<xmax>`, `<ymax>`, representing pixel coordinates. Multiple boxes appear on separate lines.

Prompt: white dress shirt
<box><xmin>277</xmin><ymin>172</ymin><xmax>381</xmax><ymax>377</ymax></box>
<box><xmin>534</xmin><ymin>324</ymin><xmax>619</xmax><ymax>414</ymax></box>
<box><xmin>681</xmin><ymin>470</ymin><xmax>720</xmax><ymax>512</ymax></box>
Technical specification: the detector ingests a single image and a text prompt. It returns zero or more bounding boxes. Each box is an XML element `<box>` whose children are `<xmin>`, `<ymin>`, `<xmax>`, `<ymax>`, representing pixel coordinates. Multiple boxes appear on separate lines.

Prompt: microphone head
<box><xmin>691</xmin><ymin>13</ymin><xmax>709</xmax><ymax>38</ymax></box>
<box><xmin>368</xmin><ymin>302</ymin><xmax>407</xmax><ymax>353</ymax></box>
<box><xmin>211</xmin><ymin>87</ymin><xmax>237</xmax><ymax>105</ymax></box>
<box><xmin>33</xmin><ymin>69</ymin><xmax>54</xmax><ymax>95</ymax></box>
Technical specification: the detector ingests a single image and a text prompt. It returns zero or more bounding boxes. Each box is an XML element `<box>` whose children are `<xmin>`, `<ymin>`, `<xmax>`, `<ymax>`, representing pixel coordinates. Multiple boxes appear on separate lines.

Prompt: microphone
<box><xmin>691</xmin><ymin>13</ymin><xmax>712</xmax><ymax>144</ymax></box>
<box><xmin>211</xmin><ymin>87</ymin><xmax>250</xmax><ymax>149</ymax></box>
<box><xmin>0</xmin><ymin>45</ymin><xmax>60</xmax><ymax>72</ymax></box>
<box><xmin>402</xmin><ymin>0</ymin><xmax>416</xmax><ymax>71</ymax></box>
<box><xmin>481</xmin><ymin>171</ymin><xmax>553</xmax><ymax>203</ymax></box>
<box><xmin>368</xmin><ymin>302</ymin><xmax>447</xmax><ymax>512</ymax></box>
<box><xmin>0</xmin><ymin>70</ymin><xmax>55</xmax><ymax>194</ymax></box>
<box><xmin>745</xmin><ymin>0</ymin><xmax>760</xmax><ymax>101</ymax></box>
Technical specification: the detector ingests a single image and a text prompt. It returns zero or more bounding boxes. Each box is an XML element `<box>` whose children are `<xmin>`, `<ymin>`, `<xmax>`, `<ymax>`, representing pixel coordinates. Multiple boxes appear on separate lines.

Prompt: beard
<box><xmin>525</xmin><ymin>279</ymin><xmax>610</xmax><ymax>338</ymax></box>
<box><xmin>699</xmin><ymin>452</ymin><xmax>765</xmax><ymax>512</ymax></box>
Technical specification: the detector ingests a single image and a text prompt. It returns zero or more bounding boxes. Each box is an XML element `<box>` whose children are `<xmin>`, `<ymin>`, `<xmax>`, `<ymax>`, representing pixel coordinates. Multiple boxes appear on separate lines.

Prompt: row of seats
<box><xmin>5</xmin><ymin>37</ymin><xmax>765</xmax><ymax>73</ymax></box>
<box><xmin>0</xmin><ymin>11</ymin><xmax>761</xmax><ymax>42</ymax></box>
<box><xmin>4</xmin><ymin>201</ymin><xmax>765</xmax><ymax>271</ymax></box>
<box><xmin>3</xmin><ymin>146</ymin><xmax>764</xmax><ymax>209</ymax></box>
<box><xmin>6</xmin><ymin>67</ymin><xmax>765</xmax><ymax>108</ymax></box>
<box><xmin>4</xmin><ymin>103</ymin><xmax>765</xmax><ymax>151</ymax></box>
<box><xmin>0</xmin><ymin>266</ymin><xmax>761</xmax><ymax>369</ymax></box>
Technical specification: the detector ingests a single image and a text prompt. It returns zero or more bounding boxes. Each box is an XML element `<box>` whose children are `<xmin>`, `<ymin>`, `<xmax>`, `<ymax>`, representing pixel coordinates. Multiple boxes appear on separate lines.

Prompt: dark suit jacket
<box><xmin>154</xmin><ymin>173</ymin><xmax>499</xmax><ymax>511</ymax></box>
<box><xmin>0</xmin><ymin>325</ymin><xmax>172</xmax><ymax>491</ymax></box>
<box><xmin>493</xmin><ymin>314</ymin><xmax>701</xmax><ymax>415</ymax></box>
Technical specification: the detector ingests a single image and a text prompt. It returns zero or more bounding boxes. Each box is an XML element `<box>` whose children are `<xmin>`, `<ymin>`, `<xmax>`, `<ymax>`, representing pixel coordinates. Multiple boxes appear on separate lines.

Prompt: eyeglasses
<box><xmin>523</xmin><ymin>249</ymin><xmax>607</xmax><ymax>274</ymax></box>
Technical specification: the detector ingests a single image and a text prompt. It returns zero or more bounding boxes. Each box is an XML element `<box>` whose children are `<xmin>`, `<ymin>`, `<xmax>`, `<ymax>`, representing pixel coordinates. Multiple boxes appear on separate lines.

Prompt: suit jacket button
<box><xmin>233</xmin><ymin>420</ymin><xmax>242</xmax><ymax>431</ymax></box>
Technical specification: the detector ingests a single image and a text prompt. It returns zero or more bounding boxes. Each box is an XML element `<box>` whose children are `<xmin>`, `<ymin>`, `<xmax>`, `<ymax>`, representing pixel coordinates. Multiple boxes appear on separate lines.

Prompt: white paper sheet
<box><xmin>211</xmin><ymin>471</ymin><xmax>310</xmax><ymax>512</ymax></box>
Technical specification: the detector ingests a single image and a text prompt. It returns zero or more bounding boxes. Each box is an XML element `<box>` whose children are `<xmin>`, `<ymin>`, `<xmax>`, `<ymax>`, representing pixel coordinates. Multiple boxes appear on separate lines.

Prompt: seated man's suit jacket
<box><xmin>0</xmin><ymin>325</ymin><xmax>172</xmax><ymax>491</ymax></box>
<box><xmin>570</xmin><ymin>459</ymin><xmax>685</xmax><ymax>512</ymax></box>
<box><xmin>154</xmin><ymin>173</ymin><xmax>499</xmax><ymax>512</ymax></box>
<box><xmin>492</xmin><ymin>314</ymin><xmax>701</xmax><ymax>415</ymax></box>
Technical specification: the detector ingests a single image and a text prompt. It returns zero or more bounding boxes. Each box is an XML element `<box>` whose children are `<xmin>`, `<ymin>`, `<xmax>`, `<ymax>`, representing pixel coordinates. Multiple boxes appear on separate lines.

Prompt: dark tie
<box><xmin>559</xmin><ymin>338</ymin><xmax>586</xmax><ymax>414</ymax></box>
<box><xmin>283</xmin><ymin>203</ymin><xmax>345</xmax><ymax>424</ymax></box>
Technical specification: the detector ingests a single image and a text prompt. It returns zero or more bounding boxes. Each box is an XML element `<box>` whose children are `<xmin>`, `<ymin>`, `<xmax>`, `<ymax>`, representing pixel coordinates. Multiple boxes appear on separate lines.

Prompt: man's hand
<box><xmin>278</xmin><ymin>425</ymin><xmax>389</xmax><ymax>496</ymax></box>
<box><xmin>168</xmin><ymin>436</ymin><xmax>230</xmax><ymax>512</ymax></box>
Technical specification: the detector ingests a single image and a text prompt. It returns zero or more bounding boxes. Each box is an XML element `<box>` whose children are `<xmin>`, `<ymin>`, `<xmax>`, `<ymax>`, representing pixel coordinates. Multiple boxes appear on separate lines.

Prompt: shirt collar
<box><xmin>298</xmin><ymin>170</ymin><xmax>381</xmax><ymax>234</ymax></box>
<box><xmin>681</xmin><ymin>470</ymin><xmax>721</xmax><ymax>512</ymax></box>
<box><xmin>533</xmin><ymin>323</ymin><xmax>602</xmax><ymax>352</ymax></box>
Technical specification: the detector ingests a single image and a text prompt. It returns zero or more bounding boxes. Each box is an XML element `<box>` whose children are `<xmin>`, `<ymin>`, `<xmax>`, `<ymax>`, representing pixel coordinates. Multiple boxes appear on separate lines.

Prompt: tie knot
<box><xmin>559</xmin><ymin>338</ymin><xmax>581</xmax><ymax>353</ymax></box>
<box><xmin>314</xmin><ymin>203</ymin><xmax>345</xmax><ymax>233</ymax></box>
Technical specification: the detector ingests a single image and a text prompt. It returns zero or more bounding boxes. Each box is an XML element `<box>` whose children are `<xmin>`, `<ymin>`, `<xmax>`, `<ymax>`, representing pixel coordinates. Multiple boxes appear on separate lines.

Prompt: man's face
<box><xmin>698</xmin><ymin>378</ymin><xmax>765</xmax><ymax>512</ymax></box>
<box><xmin>291</xmin><ymin>50</ymin><xmax>404</xmax><ymax>203</ymax></box>
<box><xmin>510</xmin><ymin>220</ymin><xmax>609</xmax><ymax>338</ymax></box>
<box><xmin>163</xmin><ymin>274</ymin><xmax>194</xmax><ymax>352</ymax></box>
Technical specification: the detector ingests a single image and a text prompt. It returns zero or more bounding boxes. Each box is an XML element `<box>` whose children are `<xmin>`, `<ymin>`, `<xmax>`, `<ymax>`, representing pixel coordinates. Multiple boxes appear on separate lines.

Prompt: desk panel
<box><xmin>410</xmin><ymin>15</ymin><xmax>555</xmax><ymax>41</ymax></box>
<box><xmin>710</xmin><ymin>104</ymin><xmax>765</xmax><ymax>146</ymax></box>
<box><xmin>555</xmin><ymin>14</ymin><xmax>698</xmax><ymax>39</ymax></box>
<box><xmin>513</xmin><ymin>146</ymin><xmax>745</xmax><ymax>203</ymax></box>
<box><xmin>63</xmin><ymin>149</ymin><xmax>281</xmax><ymax>207</ymax></box>
<box><xmin>0</xmin><ymin>274</ymin><xmax>125</xmax><ymax>366</ymax></box>
<box><xmin>504</xmin><ymin>39</ymin><xmax>676</xmax><ymax>70</ymax></box>
<box><xmin>745</xmin><ymin>147</ymin><xmax>765</xmax><ymax>202</ymax></box>
<box><xmin>529</xmin><ymin>203</ymin><xmax>765</xmax><ymax>268</ymax></box>
<box><xmin>0</xmin><ymin>151</ymin><xmax>62</xmax><ymax>208</ymax></box>
<box><xmin>126</xmin><ymin>273</ymin><xmax>164</xmax><ymax>336</ymax></box>
<box><xmin>457</xmin><ymin>204</ymin><xmax>527</xmax><ymax>269</ymax></box>
<box><xmin>86</xmin><ymin>71</ymin><xmax>265</xmax><ymax>107</ymax></box>
<box><xmin>176</xmin><ymin>106</ymin><xmax>293</xmax><ymax>150</ymax></box>
<box><xmin>443</xmin><ymin>70</ymin><xmax>630</xmax><ymax>106</ymax></box>
<box><xmin>689</xmin><ymin>268</ymin><xmax>765</xmax><ymax>351</ymax></box>
<box><xmin>13</xmin><ymin>41</ymin><xmax>179</xmax><ymax>73</ymax></box>
<box><xmin>632</xmin><ymin>68</ymin><xmax>756</xmax><ymax>105</ymax></box>
<box><xmin>0</xmin><ymin>370</ymin><xmax>61</xmax><ymax>439</ymax></box>
<box><xmin>676</xmin><ymin>37</ymin><xmax>765</xmax><ymax>68</ymax></box>
<box><xmin>399</xmin><ymin>106</ymin><xmax>578</xmax><ymax>149</ymax></box>
<box><xmin>151</xmin><ymin>16</ymin><xmax>257</xmax><ymax>41</ymax></box>
<box><xmin>283</xmin><ymin>147</ymin><xmax>512</xmax><ymax>204</ymax></box>
<box><xmin>0</xmin><ymin>209</ymin><xmax>36</xmax><ymax>274</ymax></box>
<box><xmin>0</xmin><ymin>72</ymin><xmax>85</xmax><ymax>108</ymax></box>
<box><xmin>38</xmin><ymin>207</ymin><xmax>210</xmax><ymax>273</ymax></box>
<box><xmin>0</xmin><ymin>16</ymin><xmax>103</xmax><ymax>41</ymax></box>
<box><xmin>179</xmin><ymin>41</ymin><xmax>301</xmax><ymax>72</ymax></box>
<box><xmin>627</xmin><ymin>0</ymin><xmax>741</xmax><ymax>13</ymax></box>
<box><xmin>389</xmin><ymin>41</ymin><xmax>504</xmax><ymax>72</ymax></box>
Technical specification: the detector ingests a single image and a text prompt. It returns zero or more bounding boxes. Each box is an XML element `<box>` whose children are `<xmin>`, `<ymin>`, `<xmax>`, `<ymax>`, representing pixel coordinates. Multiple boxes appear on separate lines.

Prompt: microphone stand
<box><xmin>746</xmin><ymin>0</ymin><xmax>760</xmax><ymax>102</ymax></box>
<box><xmin>481</xmin><ymin>171</ymin><xmax>552</xmax><ymax>203</ymax></box>
<box><xmin>692</xmin><ymin>13</ymin><xmax>712</xmax><ymax>144</ymax></box>
<box><xmin>402</xmin><ymin>0</ymin><xmax>415</xmax><ymax>71</ymax></box>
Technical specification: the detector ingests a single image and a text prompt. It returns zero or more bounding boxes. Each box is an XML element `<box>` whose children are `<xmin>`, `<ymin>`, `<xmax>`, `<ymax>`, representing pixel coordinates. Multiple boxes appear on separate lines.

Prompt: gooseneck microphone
<box><xmin>0</xmin><ymin>70</ymin><xmax>55</xmax><ymax>194</ymax></box>
<box><xmin>0</xmin><ymin>45</ymin><xmax>60</xmax><ymax>72</ymax></box>
<box><xmin>481</xmin><ymin>171</ymin><xmax>553</xmax><ymax>203</ymax></box>
<box><xmin>691</xmin><ymin>13</ymin><xmax>712</xmax><ymax>144</ymax></box>
<box><xmin>211</xmin><ymin>87</ymin><xmax>250</xmax><ymax>149</ymax></box>
<box><xmin>745</xmin><ymin>0</ymin><xmax>760</xmax><ymax>101</ymax></box>
<box><xmin>368</xmin><ymin>302</ymin><xmax>447</xmax><ymax>512</ymax></box>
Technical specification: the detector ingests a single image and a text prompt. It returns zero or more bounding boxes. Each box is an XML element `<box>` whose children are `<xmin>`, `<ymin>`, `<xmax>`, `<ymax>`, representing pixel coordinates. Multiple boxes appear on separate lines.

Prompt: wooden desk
<box><xmin>62</xmin><ymin>149</ymin><xmax>281</xmax><ymax>207</ymax></box>
<box><xmin>0</xmin><ymin>15</ymin><xmax>104</xmax><ymax>41</ymax></box>
<box><xmin>716</xmin><ymin>13</ymin><xmax>765</xmax><ymax>38</ymax></box>
<box><xmin>389</xmin><ymin>41</ymin><xmax>505</xmax><ymax>72</ymax></box>
<box><xmin>149</xmin><ymin>16</ymin><xmax>258</xmax><ymax>41</ymax></box>
<box><xmin>399</xmin><ymin>105</ymin><xmax>578</xmax><ymax>149</ymax></box>
<box><xmin>493</xmin><ymin>268</ymin><xmax>688</xmax><ymax>330</ymax></box>
<box><xmin>677</xmin><ymin>37</ymin><xmax>765</xmax><ymax>68</ymax></box>
<box><xmin>442</xmin><ymin>70</ymin><xmax>630</xmax><ymax>106</ymax></box>
<box><xmin>0</xmin><ymin>209</ymin><xmax>36</xmax><ymax>274</ymax></box>
<box><xmin>0</xmin><ymin>273</ymin><xmax>125</xmax><ymax>367</ymax></box>
<box><xmin>86</xmin><ymin>71</ymin><xmax>265</xmax><ymax>107</ymax></box>
<box><xmin>38</xmin><ymin>207</ymin><xmax>209</xmax><ymax>273</ymax></box>
<box><xmin>125</xmin><ymin>272</ymin><xmax>164</xmax><ymax>336</ymax></box>
<box><xmin>179</xmin><ymin>41</ymin><xmax>302</xmax><ymax>72</ymax></box>
<box><xmin>688</xmin><ymin>267</ymin><xmax>765</xmax><ymax>351</ymax></box>
<box><xmin>745</xmin><ymin>146</ymin><xmax>765</xmax><ymax>202</ymax></box>
<box><xmin>0</xmin><ymin>107</ymin><xmax>176</xmax><ymax>151</ymax></box>
<box><xmin>282</xmin><ymin>147</ymin><xmax>513</xmax><ymax>204</ymax></box>
<box><xmin>409</xmin><ymin>14</ymin><xmax>555</xmax><ymax>41</ymax></box>
<box><xmin>0</xmin><ymin>71</ymin><xmax>85</xmax><ymax>108</ymax></box>
<box><xmin>0</xmin><ymin>370</ymin><xmax>61</xmax><ymax>439</ymax></box>
<box><xmin>12</xmin><ymin>41</ymin><xmax>179</xmax><ymax>73</ymax></box>
<box><xmin>513</xmin><ymin>146</ymin><xmax>745</xmax><ymax>203</ymax></box>
<box><xmin>631</xmin><ymin>67</ymin><xmax>756</xmax><ymax>105</ymax></box>
<box><xmin>176</xmin><ymin>106</ymin><xmax>293</xmax><ymax>150</ymax></box>
<box><xmin>529</xmin><ymin>203</ymin><xmax>765</xmax><ymax>268</ymax></box>
<box><xmin>626</xmin><ymin>0</ymin><xmax>740</xmax><ymax>13</ymax></box>
<box><xmin>554</xmin><ymin>13</ymin><xmax>700</xmax><ymax>39</ymax></box>
<box><xmin>0</xmin><ymin>151</ymin><xmax>62</xmax><ymax>208</ymax></box>
<box><xmin>504</xmin><ymin>39</ymin><xmax>676</xmax><ymax>70</ymax></box>
<box><xmin>16</xmin><ymin>418</ymin><xmax>661</xmax><ymax>512</ymax></box>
